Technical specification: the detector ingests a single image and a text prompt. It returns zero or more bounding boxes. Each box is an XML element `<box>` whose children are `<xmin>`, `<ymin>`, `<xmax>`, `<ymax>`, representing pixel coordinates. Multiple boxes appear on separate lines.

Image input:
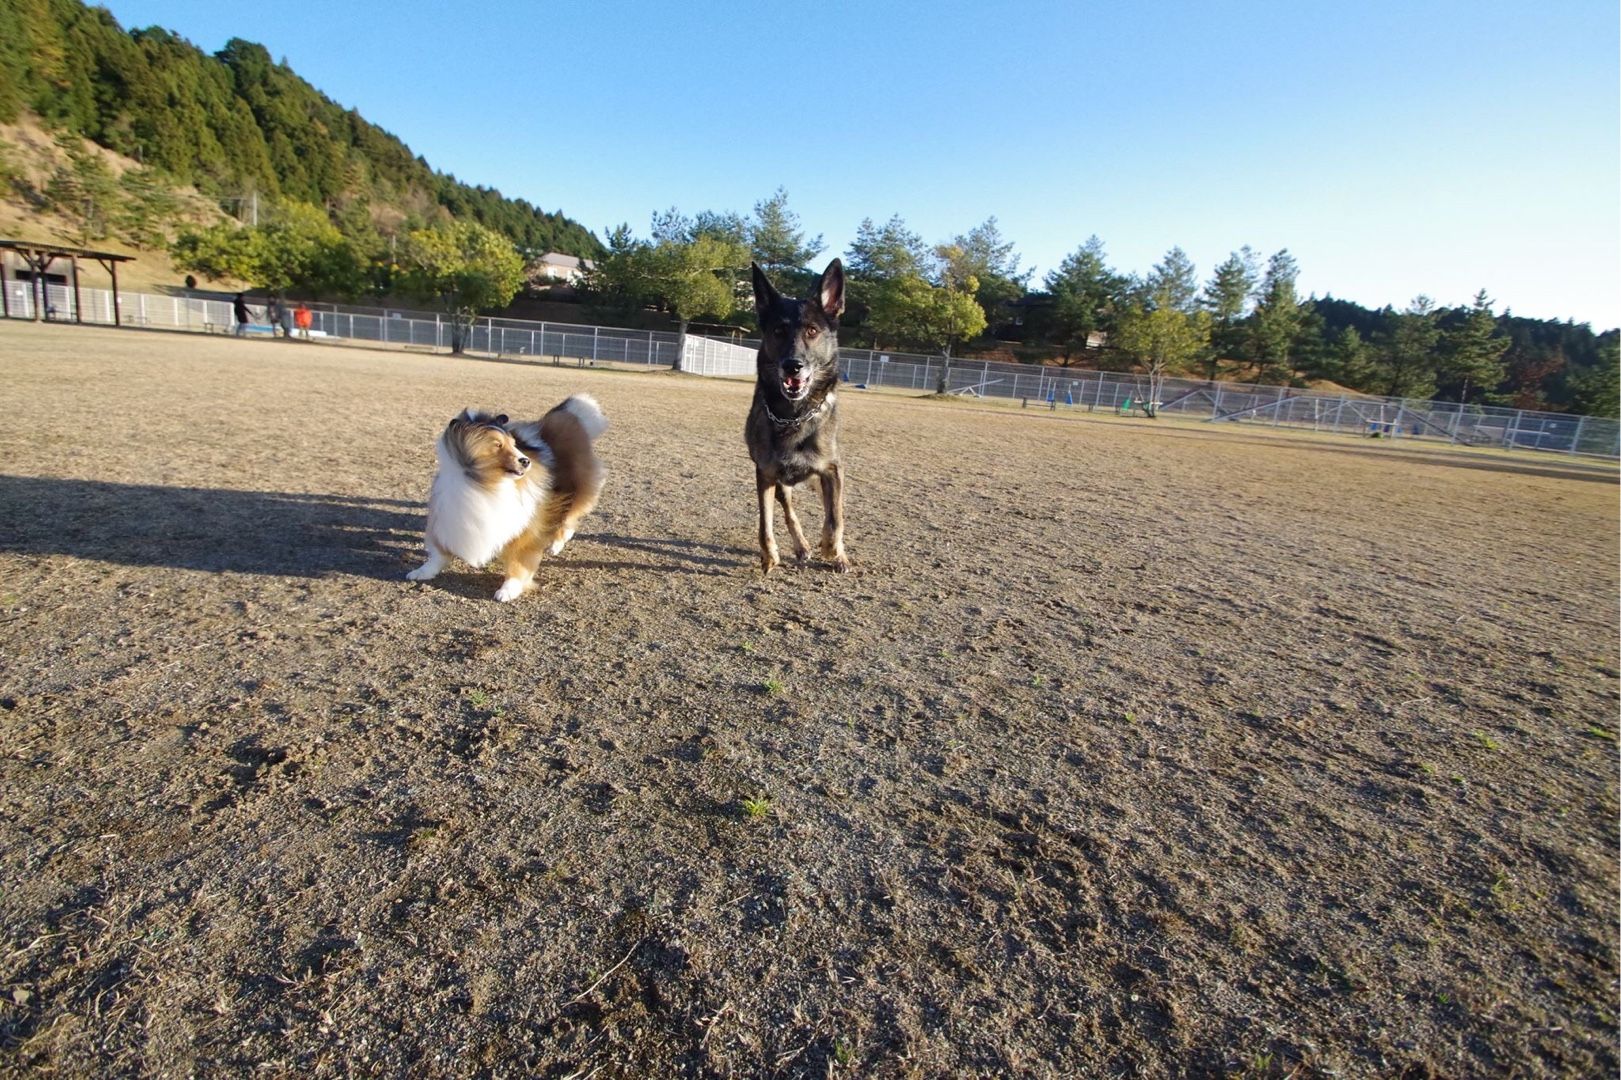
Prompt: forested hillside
<box><xmin>0</xmin><ymin>0</ymin><xmax>599</xmax><ymax>257</ymax></box>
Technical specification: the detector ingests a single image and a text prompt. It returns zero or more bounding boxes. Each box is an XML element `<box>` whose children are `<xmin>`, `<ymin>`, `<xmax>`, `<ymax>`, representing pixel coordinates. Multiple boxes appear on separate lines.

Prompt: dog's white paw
<box><xmin>406</xmin><ymin>564</ymin><xmax>437</xmax><ymax>581</ymax></box>
<box><xmin>493</xmin><ymin>579</ymin><xmax>525</xmax><ymax>603</ymax></box>
<box><xmin>547</xmin><ymin>527</ymin><xmax>576</xmax><ymax>557</ymax></box>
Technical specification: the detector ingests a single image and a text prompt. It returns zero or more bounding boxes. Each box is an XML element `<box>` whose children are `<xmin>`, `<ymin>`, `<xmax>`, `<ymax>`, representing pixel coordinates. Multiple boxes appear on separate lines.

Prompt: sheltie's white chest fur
<box><xmin>424</xmin><ymin>442</ymin><xmax>548</xmax><ymax>568</ymax></box>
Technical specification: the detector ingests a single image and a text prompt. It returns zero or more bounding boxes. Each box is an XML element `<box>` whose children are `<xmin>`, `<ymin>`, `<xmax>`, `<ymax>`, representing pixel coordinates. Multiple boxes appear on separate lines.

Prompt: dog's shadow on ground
<box><xmin>0</xmin><ymin>475</ymin><xmax>421</xmax><ymax>578</ymax></box>
<box><xmin>583</xmin><ymin>533</ymin><xmax>753</xmax><ymax>575</ymax></box>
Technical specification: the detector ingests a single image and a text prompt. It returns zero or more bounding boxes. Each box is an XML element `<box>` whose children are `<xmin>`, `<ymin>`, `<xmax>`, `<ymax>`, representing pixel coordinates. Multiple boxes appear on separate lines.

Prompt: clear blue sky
<box><xmin>102</xmin><ymin>0</ymin><xmax>1620</xmax><ymax>329</ymax></box>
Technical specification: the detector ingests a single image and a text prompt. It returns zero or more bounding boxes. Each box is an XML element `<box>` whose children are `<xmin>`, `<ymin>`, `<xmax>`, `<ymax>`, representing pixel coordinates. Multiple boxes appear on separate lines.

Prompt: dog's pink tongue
<box><xmin>785</xmin><ymin>376</ymin><xmax>803</xmax><ymax>395</ymax></box>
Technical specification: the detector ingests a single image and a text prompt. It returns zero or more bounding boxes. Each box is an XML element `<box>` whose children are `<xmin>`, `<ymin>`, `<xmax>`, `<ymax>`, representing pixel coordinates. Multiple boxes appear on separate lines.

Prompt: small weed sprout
<box><xmin>739</xmin><ymin>795</ymin><xmax>772</xmax><ymax>820</ymax></box>
<box><xmin>761</xmin><ymin>676</ymin><xmax>783</xmax><ymax>695</ymax></box>
<box><xmin>1030</xmin><ymin>674</ymin><xmax>1045</xmax><ymax>688</ymax></box>
<box><xmin>833</xmin><ymin>1038</ymin><xmax>854</xmax><ymax>1065</ymax></box>
<box><xmin>738</xmin><ymin>641</ymin><xmax>756</xmax><ymax>654</ymax></box>
<box><xmin>1471</xmin><ymin>730</ymin><xmax>1499</xmax><ymax>750</ymax></box>
<box><xmin>466</xmin><ymin>688</ymin><xmax>492</xmax><ymax>710</ymax></box>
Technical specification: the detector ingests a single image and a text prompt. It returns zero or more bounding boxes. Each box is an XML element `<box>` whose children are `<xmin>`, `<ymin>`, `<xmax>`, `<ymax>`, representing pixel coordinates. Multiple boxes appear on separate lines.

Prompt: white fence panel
<box><xmin>678</xmin><ymin>335</ymin><xmax>755</xmax><ymax>377</ymax></box>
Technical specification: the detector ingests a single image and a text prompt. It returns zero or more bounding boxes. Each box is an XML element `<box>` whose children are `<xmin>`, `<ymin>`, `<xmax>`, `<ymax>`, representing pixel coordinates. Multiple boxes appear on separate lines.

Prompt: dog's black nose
<box><xmin>783</xmin><ymin>357</ymin><xmax>804</xmax><ymax>374</ymax></box>
<box><xmin>517</xmin><ymin>456</ymin><xmax>530</xmax><ymax>469</ymax></box>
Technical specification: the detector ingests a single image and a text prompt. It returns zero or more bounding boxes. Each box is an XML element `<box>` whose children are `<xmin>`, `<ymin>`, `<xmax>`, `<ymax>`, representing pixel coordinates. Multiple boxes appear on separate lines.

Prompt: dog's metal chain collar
<box><xmin>764</xmin><ymin>397</ymin><xmax>829</xmax><ymax>429</ymax></box>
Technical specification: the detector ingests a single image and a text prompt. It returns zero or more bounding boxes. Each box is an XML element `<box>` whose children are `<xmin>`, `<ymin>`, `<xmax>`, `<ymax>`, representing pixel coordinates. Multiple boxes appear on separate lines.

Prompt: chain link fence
<box><xmin>5</xmin><ymin>280</ymin><xmax>1616</xmax><ymax>459</ymax></box>
<box><xmin>831</xmin><ymin>351</ymin><xmax>1621</xmax><ymax>458</ymax></box>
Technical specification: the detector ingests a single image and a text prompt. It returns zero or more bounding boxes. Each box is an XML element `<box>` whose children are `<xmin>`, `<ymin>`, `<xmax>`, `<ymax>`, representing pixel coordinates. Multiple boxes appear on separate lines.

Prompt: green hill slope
<box><xmin>0</xmin><ymin>0</ymin><xmax>600</xmax><ymax>257</ymax></box>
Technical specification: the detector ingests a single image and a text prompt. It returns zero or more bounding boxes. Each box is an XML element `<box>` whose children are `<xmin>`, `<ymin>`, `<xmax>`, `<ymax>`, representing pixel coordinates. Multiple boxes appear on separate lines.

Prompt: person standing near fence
<box><xmin>294</xmin><ymin>302</ymin><xmax>312</xmax><ymax>339</ymax></box>
<box><xmin>266</xmin><ymin>296</ymin><xmax>282</xmax><ymax>338</ymax></box>
<box><xmin>233</xmin><ymin>293</ymin><xmax>252</xmax><ymax>337</ymax></box>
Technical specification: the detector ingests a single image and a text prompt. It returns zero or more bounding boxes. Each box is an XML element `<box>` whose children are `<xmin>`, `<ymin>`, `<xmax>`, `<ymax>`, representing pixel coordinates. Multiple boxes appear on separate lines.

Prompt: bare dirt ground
<box><xmin>0</xmin><ymin>321</ymin><xmax>1616</xmax><ymax>1079</ymax></box>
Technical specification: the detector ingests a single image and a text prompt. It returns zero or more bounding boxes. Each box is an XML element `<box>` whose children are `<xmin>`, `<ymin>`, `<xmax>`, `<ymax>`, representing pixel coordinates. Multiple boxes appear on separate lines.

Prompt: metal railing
<box><xmin>4</xmin><ymin>281</ymin><xmax>1616</xmax><ymax>459</ymax></box>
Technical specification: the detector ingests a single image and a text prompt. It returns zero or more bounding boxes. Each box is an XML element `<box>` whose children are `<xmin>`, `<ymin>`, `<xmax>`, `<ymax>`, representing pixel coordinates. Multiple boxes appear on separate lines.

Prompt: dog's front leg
<box><xmin>407</xmin><ymin>543</ymin><xmax>449</xmax><ymax>582</ymax></box>
<box><xmin>755</xmin><ymin>467</ymin><xmax>779</xmax><ymax>573</ymax></box>
<box><xmin>775</xmin><ymin>483</ymin><xmax>811</xmax><ymax>567</ymax></box>
<box><xmin>495</xmin><ymin>532</ymin><xmax>546</xmax><ymax>602</ymax></box>
<box><xmin>818</xmin><ymin>464</ymin><xmax>850</xmax><ymax>573</ymax></box>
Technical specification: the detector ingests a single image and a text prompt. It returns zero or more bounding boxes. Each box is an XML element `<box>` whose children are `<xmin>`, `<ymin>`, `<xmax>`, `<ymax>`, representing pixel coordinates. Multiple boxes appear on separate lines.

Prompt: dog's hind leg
<box><xmin>817</xmin><ymin>464</ymin><xmax>850</xmax><ymax>573</ymax></box>
<box><xmin>535</xmin><ymin>491</ymin><xmax>573</xmax><ymax>556</ymax></box>
<box><xmin>755</xmin><ymin>467</ymin><xmax>779</xmax><ymax>573</ymax></box>
<box><xmin>550</xmin><ymin>468</ymin><xmax>603</xmax><ymax>556</ymax></box>
<box><xmin>775</xmin><ymin>483</ymin><xmax>812</xmax><ymax>567</ymax></box>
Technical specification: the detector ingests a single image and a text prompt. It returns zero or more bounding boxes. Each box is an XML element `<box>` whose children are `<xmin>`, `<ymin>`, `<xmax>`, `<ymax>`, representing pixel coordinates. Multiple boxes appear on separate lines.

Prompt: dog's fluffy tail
<box><xmin>507</xmin><ymin>394</ymin><xmax>607</xmax><ymax>454</ymax></box>
<box><xmin>557</xmin><ymin>394</ymin><xmax>607</xmax><ymax>440</ymax></box>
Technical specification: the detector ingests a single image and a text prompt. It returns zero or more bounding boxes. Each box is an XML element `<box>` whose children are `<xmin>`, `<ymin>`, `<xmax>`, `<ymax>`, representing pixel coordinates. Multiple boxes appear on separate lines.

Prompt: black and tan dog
<box><xmin>745</xmin><ymin>258</ymin><xmax>850</xmax><ymax>573</ymax></box>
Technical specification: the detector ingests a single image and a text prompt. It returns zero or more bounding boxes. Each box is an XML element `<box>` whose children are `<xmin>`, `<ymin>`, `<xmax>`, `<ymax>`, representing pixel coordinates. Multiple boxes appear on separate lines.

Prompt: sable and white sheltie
<box><xmin>407</xmin><ymin>395</ymin><xmax>607</xmax><ymax>602</ymax></box>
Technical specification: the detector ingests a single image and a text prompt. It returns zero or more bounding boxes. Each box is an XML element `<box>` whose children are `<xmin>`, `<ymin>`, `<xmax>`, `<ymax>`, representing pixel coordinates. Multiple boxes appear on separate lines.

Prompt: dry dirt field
<box><xmin>0</xmin><ymin>321</ymin><xmax>1616</xmax><ymax>1079</ymax></box>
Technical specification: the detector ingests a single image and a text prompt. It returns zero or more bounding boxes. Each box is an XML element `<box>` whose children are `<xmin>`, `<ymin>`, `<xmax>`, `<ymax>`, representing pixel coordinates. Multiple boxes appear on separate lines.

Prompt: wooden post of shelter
<box><xmin>95</xmin><ymin>254</ymin><xmax>123</xmax><ymax>326</ymax></box>
<box><xmin>31</xmin><ymin>252</ymin><xmax>48</xmax><ymax>321</ymax></box>
<box><xmin>71</xmin><ymin>255</ymin><xmax>82</xmax><ymax>324</ymax></box>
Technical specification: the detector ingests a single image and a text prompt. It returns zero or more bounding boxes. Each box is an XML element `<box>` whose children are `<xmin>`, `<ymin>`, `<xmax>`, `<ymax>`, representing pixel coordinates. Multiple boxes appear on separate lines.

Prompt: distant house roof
<box><xmin>538</xmin><ymin>252</ymin><xmax>595</xmax><ymax>272</ymax></box>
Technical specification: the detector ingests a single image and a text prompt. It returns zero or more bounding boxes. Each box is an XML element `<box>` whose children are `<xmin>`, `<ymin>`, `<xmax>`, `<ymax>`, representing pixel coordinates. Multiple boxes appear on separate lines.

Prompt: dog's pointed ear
<box><xmin>814</xmin><ymin>258</ymin><xmax>845</xmax><ymax>320</ymax></box>
<box><xmin>494</xmin><ymin>414</ymin><xmax>509</xmax><ymax>427</ymax></box>
<box><xmin>751</xmin><ymin>262</ymin><xmax>780</xmax><ymax>323</ymax></box>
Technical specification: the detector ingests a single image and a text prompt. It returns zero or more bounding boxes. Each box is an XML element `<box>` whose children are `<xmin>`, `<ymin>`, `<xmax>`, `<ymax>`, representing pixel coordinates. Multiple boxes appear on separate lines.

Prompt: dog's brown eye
<box><xmin>803</xmin><ymin>326</ymin><xmax>819</xmax><ymax>340</ymax></box>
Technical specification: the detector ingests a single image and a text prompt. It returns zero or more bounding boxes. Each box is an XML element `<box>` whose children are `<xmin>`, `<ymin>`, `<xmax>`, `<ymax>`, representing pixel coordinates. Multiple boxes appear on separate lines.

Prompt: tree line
<box><xmin>581</xmin><ymin>199</ymin><xmax>1618</xmax><ymax>418</ymax></box>
<box><xmin>0</xmin><ymin>0</ymin><xmax>600</xmax><ymax>258</ymax></box>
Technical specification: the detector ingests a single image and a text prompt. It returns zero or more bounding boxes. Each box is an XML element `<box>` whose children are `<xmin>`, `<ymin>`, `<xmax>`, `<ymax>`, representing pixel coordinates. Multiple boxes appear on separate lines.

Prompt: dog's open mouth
<box><xmin>782</xmin><ymin>374</ymin><xmax>808</xmax><ymax>400</ymax></box>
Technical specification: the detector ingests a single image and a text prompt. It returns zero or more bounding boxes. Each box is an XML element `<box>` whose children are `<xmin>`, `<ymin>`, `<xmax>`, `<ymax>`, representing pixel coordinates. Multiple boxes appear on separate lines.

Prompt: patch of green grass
<box><xmin>833</xmin><ymin>1037</ymin><xmax>854</xmax><ymax>1065</ymax></box>
<box><xmin>739</xmin><ymin>795</ymin><xmax>772</xmax><ymax>820</ymax></box>
<box><xmin>1416</xmin><ymin>762</ymin><xmax>1436</xmax><ymax>776</ymax></box>
<box><xmin>761</xmin><ymin>676</ymin><xmax>783</xmax><ymax>695</ymax></box>
<box><xmin>1585</xmin><ymin>724</ymin><xmax>1615</xmax><ymax>741</ymax></box>
<box><xmin>738</xmin><ymin>641</ymin><xmax>756</xmax><ymax>654</ymax></box>
<box><xmin>1471</xmin><ymin>730</ymin><xmax>1499</xmax><ymax>751</ymax></box>
<box><xmin>1029</xmin><ymin>674</ymin><xmax>1045</xmax><ymax>688</ymax></box>
<box><xmin>466</xmin><ymin>688</ymin><xmax>492</xmax><ymax>710</ymax></box>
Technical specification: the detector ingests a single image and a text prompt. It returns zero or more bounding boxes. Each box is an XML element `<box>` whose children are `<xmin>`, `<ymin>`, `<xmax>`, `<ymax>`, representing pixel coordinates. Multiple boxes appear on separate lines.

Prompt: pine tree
<box><xmin>748</xmin><ymin>187</ymin><xmax>824</xmax><ymax>278</ymax></box>
<box><xmin>1201</xmin><ymin>247</ymin><xmax>1258</xmax><ymax>379</ymax></box>
<box><xmin>1038</xmin><ymin>236</ymin><xmax>1125</xmax><ymax>363</ymax></box>
<box><xmin>1249</xmin><ymin>250</ymin><xmax>1306</xmax><ymax>384</ymax></box>
<box><xmin>1440</xmin><ymin>290</ymin><xmax>1508</xmax><ymax>403</ymax></box>
<box><xmin>1375</xmin><ymin>296</ymin><xmax>1442</xmax><ymax>399</ymax></box>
